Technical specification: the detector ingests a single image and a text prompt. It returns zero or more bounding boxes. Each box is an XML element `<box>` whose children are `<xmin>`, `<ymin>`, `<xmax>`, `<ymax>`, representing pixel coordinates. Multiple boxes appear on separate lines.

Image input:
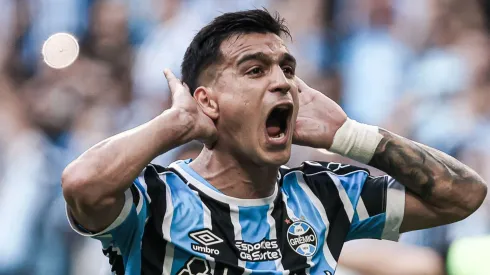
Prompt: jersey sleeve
<box><xmin>66</xmin><ymin>174</ymin><xmax>150</xmax><ymax>274</ymax></box>
<box><xmin>345</xmin><ymin>175</ymin><xmax>405</xmax><ymax>241</ymax></box>
<box><xmin>290</xmin><ymin>161</ymin><xmax>405</xmax><ymax>242</ymax></box>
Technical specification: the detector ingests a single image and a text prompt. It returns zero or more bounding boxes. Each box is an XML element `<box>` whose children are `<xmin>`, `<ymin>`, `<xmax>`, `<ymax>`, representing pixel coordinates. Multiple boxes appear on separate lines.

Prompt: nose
<box><xmin>269</xmin><ymin>66</ymin><xmax>291</xmax><ymax>94</ymax></box>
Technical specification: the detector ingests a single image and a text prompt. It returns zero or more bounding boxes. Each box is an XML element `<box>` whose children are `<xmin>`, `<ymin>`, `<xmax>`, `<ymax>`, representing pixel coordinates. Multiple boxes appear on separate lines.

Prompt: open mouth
<box><xmin>265</xmin><ymin>103</ymin><xmax>293</xmax><ymax>141</ymax></box>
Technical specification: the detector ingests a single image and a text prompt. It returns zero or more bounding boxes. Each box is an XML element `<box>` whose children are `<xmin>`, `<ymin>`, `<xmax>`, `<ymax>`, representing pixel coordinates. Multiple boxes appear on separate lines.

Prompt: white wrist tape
<box><xmin>329</xmin><ymin>118</ymin><xmax>383</xmax><ymax>164</ymax></box>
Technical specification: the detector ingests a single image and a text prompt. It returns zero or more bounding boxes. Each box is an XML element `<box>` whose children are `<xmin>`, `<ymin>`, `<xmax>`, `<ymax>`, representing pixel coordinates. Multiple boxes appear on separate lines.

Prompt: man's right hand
<box><xmin>63</xmin><ymin>70</ymin><xmax>218</xmax><ymax>233</ymax></box>
<box><xmin>164</xmin><ymin>69</ymin><xmax>217</xmax><ymax>148</ymax></box>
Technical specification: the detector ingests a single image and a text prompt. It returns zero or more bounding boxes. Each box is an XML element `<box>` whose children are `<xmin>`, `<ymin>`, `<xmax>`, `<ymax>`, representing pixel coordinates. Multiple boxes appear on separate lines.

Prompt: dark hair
<box><xmin>181</xmin><ymin>9</ymin><xmax>291</xmax><ymax>94</ymax></box>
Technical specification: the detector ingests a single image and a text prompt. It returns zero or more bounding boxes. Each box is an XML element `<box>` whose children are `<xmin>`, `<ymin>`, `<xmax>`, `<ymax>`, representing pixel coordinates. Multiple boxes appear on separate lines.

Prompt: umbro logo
<box><xmin>189</xmin><ymin>229</ymin><xmax>223</xmax><ymax>246</ymax></box>
<box><xmin>189</xmin><ymin>229</ymin><xmax>223</xmax><ymax>256</ymax></box>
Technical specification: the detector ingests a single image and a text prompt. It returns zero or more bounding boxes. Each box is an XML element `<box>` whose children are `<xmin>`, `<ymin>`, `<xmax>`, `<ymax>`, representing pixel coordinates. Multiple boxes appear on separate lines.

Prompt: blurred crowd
<box><xmin>0</xmin><ymin>0</ymin><xmax>489</xmax><ymax>274</ymax></box>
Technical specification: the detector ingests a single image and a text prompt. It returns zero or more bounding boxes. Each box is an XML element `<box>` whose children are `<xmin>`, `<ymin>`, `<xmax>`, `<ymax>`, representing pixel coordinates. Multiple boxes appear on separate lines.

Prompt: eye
<box><xmin>282</xmin><ymin>66</ymin><xmax>295</xmax><ymax>77</ymax></box>
<box><xmin>247</xmin><ymin>67</ymin><xmax>264</xmax><ymax>76</ymax></box>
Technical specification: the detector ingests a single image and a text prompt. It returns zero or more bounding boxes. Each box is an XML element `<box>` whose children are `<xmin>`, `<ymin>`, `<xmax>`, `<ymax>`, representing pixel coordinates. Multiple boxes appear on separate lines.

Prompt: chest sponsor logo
<box><xmin>235</xmin><ymin>239</ymin><xmax>281</xmax><ymax>262</ymax></box>
<box><xmin>189</xmin><ymin>229</ymin><xmax>223</xmax><ymax>256</ymax></box>
<box><xmin>287</xmin><ymin>221</ymin><xmax>318</xmax><ymax>257</ymax></box>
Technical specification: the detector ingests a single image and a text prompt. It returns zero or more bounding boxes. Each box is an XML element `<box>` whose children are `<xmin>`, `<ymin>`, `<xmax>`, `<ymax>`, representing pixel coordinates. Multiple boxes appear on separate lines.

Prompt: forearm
<box><xmin>62</xmin><ymin>109</ymin><xmax>193</xmax><ymax>206</ymax></box>
<box><xmin>329</xmin><ymin>118</ymin><xmax>487</xmax><ymax>227</ymax></box>
<box><xmin>369</xmin><ymin>129</ymin><xmax>487</xmax><ymax>215</ymax></box>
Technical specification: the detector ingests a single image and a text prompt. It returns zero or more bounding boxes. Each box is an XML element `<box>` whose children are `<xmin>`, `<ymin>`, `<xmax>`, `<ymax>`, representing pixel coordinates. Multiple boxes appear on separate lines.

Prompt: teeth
<box><xmin>272</xmin><ymin>132</ymin><xmax>285</xmax><ymax>139</ymax></box>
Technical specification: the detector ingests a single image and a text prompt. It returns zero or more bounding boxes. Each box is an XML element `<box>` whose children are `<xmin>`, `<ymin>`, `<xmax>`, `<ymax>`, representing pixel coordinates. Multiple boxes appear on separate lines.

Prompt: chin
<box><xmin>259</xmin><ymin>149</ymin><xmax>291</xmax><ymax>167</ymax></box>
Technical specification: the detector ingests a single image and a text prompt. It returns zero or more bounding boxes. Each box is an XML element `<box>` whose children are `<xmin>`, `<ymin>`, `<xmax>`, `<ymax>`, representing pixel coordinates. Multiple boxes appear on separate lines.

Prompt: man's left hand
<box><xmin>292</xmin><ymin>77</ymin><xmax>347</xmax><ymax>149</ymax></box>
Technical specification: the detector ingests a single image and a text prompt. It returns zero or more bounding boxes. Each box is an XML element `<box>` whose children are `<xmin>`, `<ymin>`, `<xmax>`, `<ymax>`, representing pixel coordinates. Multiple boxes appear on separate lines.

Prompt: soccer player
<box><xmin>62</xmin><ymin>10</ymin><xmax>487</xmax><ymax>275</ymax></box>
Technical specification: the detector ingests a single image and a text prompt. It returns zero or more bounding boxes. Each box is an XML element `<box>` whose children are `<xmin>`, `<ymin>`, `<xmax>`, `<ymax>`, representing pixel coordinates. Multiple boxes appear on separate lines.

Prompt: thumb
<box><xmin>294</xmin><ymin>76</ymin><xmax>310</xmax><ymax>93</ymax></box>
<box><xmin>164</xmin><ymin>69</ymin><xmax>183</xmax><ymax>98</ymax></box>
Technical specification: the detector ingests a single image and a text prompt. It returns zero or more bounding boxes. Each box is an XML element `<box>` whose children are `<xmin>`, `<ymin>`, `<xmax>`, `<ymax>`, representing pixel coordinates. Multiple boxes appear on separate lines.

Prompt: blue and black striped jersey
<box><xmin>67</xmin><ymin>159</ymin><xmax>405</xmax><ymax>275</ymax></box>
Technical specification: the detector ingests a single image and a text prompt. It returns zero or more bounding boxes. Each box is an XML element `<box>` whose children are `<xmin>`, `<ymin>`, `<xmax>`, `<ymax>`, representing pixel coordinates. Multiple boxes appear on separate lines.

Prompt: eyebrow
<box><xmin>236</xmin><ymin>52</ymin><xmax>297</xmax><ymax>68</ymax></box>
<box><xmin>236</xmin><ymin>52</ymin><xmax>272</xmax><ymax>67</ymax></box>
<box><xmin>281</xmin><ymin>52</ymin><xmax>297</xmax><ymax>67</ymax></box>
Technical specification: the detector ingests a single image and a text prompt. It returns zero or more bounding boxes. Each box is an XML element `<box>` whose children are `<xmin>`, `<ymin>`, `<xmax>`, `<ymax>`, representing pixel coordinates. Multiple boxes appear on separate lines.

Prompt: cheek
<box><xmin>219</xmin><ymin>97</ymin><xmax>262</xmax><ymax>139</ymax></box>
<box><xmin>215</xmin><ymin>77</ymin><xmax>266</xmax><ymax>140</ymax></box>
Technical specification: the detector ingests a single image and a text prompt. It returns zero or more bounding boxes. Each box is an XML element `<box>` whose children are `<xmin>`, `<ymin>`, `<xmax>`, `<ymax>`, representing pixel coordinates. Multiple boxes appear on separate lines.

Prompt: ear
<box><xmin>193</xmin><ymin>86</ymin><xmax>219</xmax><ymax>120</ymax></box>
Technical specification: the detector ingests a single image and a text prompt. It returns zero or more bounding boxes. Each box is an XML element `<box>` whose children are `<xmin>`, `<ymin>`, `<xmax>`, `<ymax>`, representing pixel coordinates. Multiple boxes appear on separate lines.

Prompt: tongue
<box><xmin>266</xmin><ymin>118</ymin><xmax>281</xmax><ymax>137</ymax></box>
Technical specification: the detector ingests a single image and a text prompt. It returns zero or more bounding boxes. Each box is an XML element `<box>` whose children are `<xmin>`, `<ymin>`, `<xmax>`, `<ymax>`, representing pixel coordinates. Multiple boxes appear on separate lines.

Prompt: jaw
<box><xmin>212</xmin><ymin>137</ymin><xmax>291</xmax><ymax>169</ymax></box>
<box><xmin>256</xmin><ymin>139</ymin><xmax>292</xmax><ymax>166</ymax></box>
<box><xmin>264</xmin><ymin>150</ymin><xmax>292</xmax><ymax>166</ymax></box>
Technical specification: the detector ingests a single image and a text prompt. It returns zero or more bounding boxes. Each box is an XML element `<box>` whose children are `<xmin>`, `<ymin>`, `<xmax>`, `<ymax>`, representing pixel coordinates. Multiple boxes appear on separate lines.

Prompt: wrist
<box><xmin>328</xmin><ymin>118</ymin><xmax>383</xmax><ymax>164</ymax></box>
<box><xmin>155</xmin><ymin>108</ymin><xmax>195</xmax><ymax>147</ymax></box>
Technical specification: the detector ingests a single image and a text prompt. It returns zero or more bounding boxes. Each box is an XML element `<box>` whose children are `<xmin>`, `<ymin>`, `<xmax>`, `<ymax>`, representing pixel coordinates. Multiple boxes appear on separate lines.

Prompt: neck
<box><xmin>189</xmin><ymin>148</ymin><xmax>279</xmax><ymax>199</ymax></box>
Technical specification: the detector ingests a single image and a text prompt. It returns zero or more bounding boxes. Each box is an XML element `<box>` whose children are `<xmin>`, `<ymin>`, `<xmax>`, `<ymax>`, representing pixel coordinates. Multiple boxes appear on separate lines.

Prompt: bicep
<box><xmin>66</xmin><ymin>181</ymin><xmax>150</xmax><ymax>274</ymax></box>
<box><xmin>400</xmin><ymin>190</ymin><xmax>453</xmax><ymax>233</ymax></box>
<box><xmin>67</xmin><ymin>192</ymin><xmax>126</xmax><ymax>233</ymax></box>
<box><xmin>66</xmin><ymin>180</ymin><xmax>149</xmax><ymax>238</ymax></box>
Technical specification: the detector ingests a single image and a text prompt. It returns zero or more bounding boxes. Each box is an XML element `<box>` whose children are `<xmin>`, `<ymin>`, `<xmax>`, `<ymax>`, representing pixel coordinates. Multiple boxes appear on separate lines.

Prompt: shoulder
<box><xmin>137</xmin><ymin>163</ymin><xmax>170</xmax><ymax>189</ymax></box>
<box><xmin>140</xmin><ymin>163</ymin><xmax>184</xmax><ymax>181</ymax></box>
<box><xmin>280</xmin><ymin>161</ymin><xmax>370</xmax><ymax>178</ymax></box>
<box><xmin>137</xmin><ymin>163</ymin><xmax>188</xmax><ymax>198</ymax></box>
<box><xmin>143</xmin><ymin>163</ymin><xmax>171</xmax><ymax>174</ymax></box>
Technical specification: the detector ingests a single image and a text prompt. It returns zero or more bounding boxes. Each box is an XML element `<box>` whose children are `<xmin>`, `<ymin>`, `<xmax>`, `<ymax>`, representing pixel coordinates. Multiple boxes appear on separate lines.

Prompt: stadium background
<box><xmin>0</xmin><ymin>0</ymin><xmax>489</xmax><ymax>274</ymax></box>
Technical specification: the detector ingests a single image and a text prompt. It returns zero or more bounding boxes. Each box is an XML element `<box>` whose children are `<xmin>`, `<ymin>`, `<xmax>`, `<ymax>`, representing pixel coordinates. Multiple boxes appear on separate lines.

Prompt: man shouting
<box><xmin>62</xmin><ymin>9</ymin><xmax>487</xmax><ymax>275</ymax></box>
